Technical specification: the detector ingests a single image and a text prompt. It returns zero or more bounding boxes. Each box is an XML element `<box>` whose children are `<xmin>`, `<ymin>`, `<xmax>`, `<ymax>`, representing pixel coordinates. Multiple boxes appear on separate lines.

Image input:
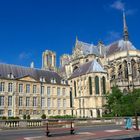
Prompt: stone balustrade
<box><xmin>0</xmin><ymin>117</ymin><xmax>139</xmax><ymax>129</ymax></box>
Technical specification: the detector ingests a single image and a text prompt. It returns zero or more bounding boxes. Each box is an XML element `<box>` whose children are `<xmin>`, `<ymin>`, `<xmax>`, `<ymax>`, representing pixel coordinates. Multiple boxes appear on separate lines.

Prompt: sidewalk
<box><xmin>24</xmin><ymin>129</ymin><xmax>140</xmax><ymax>140</ymax></box>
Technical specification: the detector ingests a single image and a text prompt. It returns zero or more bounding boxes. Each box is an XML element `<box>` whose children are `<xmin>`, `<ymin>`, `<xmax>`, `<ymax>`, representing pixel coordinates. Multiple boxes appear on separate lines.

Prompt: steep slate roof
<box><xmin>0</xmin><ymin>63</ymin><xmax>67</xmax><ymax>85</ymax></box>
<box><xmin>76</xmin><ymin>40</ymin><xmax>99</xmax><ymax>56</ymax></box>
<box><xmin>106</xmin><ymin>40</ymin><xmax>136</xmax><ymax>56</ymax></box>
<box><xmin>69</xmin><ymin>60</ymin><xmax>106</xmax><ymax>79</ymax></box>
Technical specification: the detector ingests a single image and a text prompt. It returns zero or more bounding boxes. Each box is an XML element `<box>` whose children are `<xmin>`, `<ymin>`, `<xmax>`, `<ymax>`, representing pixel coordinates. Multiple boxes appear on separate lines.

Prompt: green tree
<box><xmin>105</xmin><ymin>86</ymin><xmax>124</xmax><ymax>116</ymax></box>
<box><xmin>105</xmin><ymin>86</ymin><xmax>140</xmax><ymax>130</ymax></box>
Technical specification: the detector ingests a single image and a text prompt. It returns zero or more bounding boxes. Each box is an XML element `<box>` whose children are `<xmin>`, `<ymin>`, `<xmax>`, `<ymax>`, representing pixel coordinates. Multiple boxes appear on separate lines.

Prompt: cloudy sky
<box><xmin>0</xmin><ymin>0</ymin><xmax>139</xmax><ymax>68</ymax></box>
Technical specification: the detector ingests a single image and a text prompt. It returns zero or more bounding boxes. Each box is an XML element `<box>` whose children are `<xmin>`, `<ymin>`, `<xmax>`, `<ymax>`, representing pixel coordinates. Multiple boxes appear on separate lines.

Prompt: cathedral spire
<box><xmin>123</xmin><ymin>10</ymin><xmax>129</xmax><ymax>41</ymax></box>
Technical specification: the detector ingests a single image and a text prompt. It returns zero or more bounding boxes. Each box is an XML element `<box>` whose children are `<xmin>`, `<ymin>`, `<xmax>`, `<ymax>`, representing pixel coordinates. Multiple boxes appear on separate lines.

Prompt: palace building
<box><xmin>0</xmin><ymin>12</ymin><xmax>140</xmax><ymax>118</ymax></box>
<box><xmin>0</xmin><ymin>64</ymin><xmax>71</xmax><ymax>118</ymax></box>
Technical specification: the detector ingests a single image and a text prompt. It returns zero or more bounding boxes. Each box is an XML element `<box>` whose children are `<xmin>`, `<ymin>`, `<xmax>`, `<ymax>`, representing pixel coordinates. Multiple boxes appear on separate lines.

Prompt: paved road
<box><xmin>0</xmin><ymin>125</ymin><xmax>139</xmax><ymax>140</ymax></box>
<box><xmin>95</xmin><ymin>134</ymin><xmax>140</xmax><ymax>140</ymax></box>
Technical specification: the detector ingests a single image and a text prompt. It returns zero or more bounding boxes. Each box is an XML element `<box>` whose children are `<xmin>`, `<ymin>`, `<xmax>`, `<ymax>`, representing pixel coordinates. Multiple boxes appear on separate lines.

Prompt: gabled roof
<box><xmin>76</xmin><ymin>40</ymin><xmax>99</xmax><ymax>56</ymax></box>
<box><xmin>106</xmin><ymin>40</ymin><xmax>136</xmax><ymax>56</ymax></box>
<box><xmin>0</xmin><ymin>63</ymin><xmax>67</xmax><ymax>85</ymax></box>
<box><xmin>69</xmin><ymin>60</ymin><xmax>106</xmax><ymax>79</ymax></box>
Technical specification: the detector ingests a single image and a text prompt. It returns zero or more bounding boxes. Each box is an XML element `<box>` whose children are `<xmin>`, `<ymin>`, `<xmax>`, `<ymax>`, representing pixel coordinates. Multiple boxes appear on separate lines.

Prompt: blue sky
<box><xmin>0</xmin><ymin>0</ymin><xmax>140</xmax><ymax>68</ymax></box>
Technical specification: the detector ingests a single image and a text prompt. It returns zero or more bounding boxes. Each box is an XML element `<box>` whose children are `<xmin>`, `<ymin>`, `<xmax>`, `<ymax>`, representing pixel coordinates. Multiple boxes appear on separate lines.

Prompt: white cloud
<box><xmin>110</xmin><ymin>0</ymin><xmax>138</xmax><ymax>15</ymax></box>
<box><xmin>110</xmin><ymin>0</ymin><xmax>124</xmax><ymax>11</ymax></box>
<box><xmin>104</xmin><ymin>31</ymin><xmax>121</xmax><ymax>43</ymax></box>
<box><xmin>19</xmin><ymin>52</ymin><xmax>32</xmax><ymax>60</ymax></box>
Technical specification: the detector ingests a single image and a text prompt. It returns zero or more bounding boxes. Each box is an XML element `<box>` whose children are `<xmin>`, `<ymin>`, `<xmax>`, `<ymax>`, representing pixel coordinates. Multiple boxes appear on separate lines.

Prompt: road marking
<box><xmin>24</xmin><ymin>136</ymin><xmax>43</xmax><ymax>140</ymax></box>
<box><xmin>77</xmin><ymin>132</ymin><xmax>95</xmax><ymax>135</ymax></box>
<box><xmin>104</xmin><ymin>129</ymin><xmax>122</xmax><ymax>132</ymax></box>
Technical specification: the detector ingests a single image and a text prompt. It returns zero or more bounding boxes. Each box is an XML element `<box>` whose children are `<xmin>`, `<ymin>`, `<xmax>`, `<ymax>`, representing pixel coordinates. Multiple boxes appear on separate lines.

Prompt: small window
<box><xmin>58</xmin><ymin>110</ymin><xmax>61</xmax><ymax>115</ymax></box>
<box><xmin>8</xmin><ymin>83</ymin><xmax>13</xmax><ymax>92</ymax></box>
<box><xmin>7</xmin><ymin>73</ymin><xmax>14</xmax><ymax>79</ymax></box>
<box><xmin>0</xmin><ymin>96</ymin><xmax>4</xmax><ymax>106</ymax></box>
<box><xmin>47</xmin><ymin>87</ymin><xmax>51</xmax><ymax>96</ymax></box>
<box><xmin>19</xmin><ymin>84</ymin><xmax>23</xmax><ymax>93</ymax></box>
<box><xmin>61</xmin><ymin>79</ymin><xmax>66</xmax><ymax>84</ymax></box>
<box><xmin>33</xmin><ymin>110</ymin><xmax>36</xmax><ymax>115</ymax></box>
<box><xmin>48</xmin><ymin>110</ymin><xmax>51</xmax><ymax>115</ymax></box>
<box><xmin>40</xmin><ymin>77</ymin><xmax>45</xmax><ymax>82</ymax></box>
<box><xmin>51</xmin><ymin>78</ymin><xmax>56</xmax><ymax>83</ymax></box>
<box><xmin>8</xmin><ymin>110</ymin><xmax>12</xmax><ymax>116</ymax></box>
<box><xmin>41</xmin><ymin>86</ymin><xmax>44</xmax><ymax>94</ymax></box>
<box><xmin>57</xmin><ymin>87</ymin><xmax>61</xmax><ymax>96</ymax></box>
<box><xmin>19</xmin><ymin>110</ymin><xmax>22</xmax><ymax>115</ymax></box>
<box><xmin>33</xmin><ymin>85</ymin><xmax>37</xmax><ymax>93</ymax></box>
<box><xmin>0</xmin><ymin>82</ymin><xmax>5</xmax><ymax>92</ymax></box>
<box><xmin>26</xmin><ymin>84</ymin><xmax>30</xmax><ymax>93</ymax></box>
<box><xmin>8</xmin><ymin>96</ymin><xmax>12</xmax><ymax>106</ymax></box>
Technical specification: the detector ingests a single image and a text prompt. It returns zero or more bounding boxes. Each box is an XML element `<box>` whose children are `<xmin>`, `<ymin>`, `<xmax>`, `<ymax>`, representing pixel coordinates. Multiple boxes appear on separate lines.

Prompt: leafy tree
<box><xmin>105</xmin><ymin>86</ymin><xmax>124</xmax><ymax>116</ymax></box>
<box><xmin>105</xmin><ymin>86</ymin><xmax>140</xmax><ymax>130</ymax></box>
<box><xmin>105</xmin><ymin>86</ymin><xmax>140</xmax><ymax>116</ymax></box>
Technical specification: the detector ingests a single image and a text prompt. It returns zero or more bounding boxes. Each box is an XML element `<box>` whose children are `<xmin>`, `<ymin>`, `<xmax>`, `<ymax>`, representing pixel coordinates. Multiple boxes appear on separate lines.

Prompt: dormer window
<box><xmin>7</xmin><ymin>73</ymin><xmax>14</xmax><ymax>79</ymax></box>
<box><xmin>40</xmin><ymin>77</ymin><xmax>45</xmax><ymax>82</ymax></box>
<box><xmin>61</xmin><ymin>79</ymin><xmax>66</xmax><ymax>85</ymax></box>
<box><xmin>51</xmin><ymin>78</ymin><xmax>56</xmax><ymax>84</ymax></box>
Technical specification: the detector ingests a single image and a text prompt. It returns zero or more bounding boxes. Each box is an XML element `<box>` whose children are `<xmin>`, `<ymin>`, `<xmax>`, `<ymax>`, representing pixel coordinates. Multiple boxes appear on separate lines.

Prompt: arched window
<box><xmin>123</xmin><ymin>88</ymin><xmax>128</xmax><ymax>95</ymax></box>
<box><xmin>102</xmin><ymin>76</ymin><xmax>106</xmax><ymax>94</ymax></box>
<box><xmin>74</xmin><ymin>81</ymin><xmax>77</xmax><ymax>97</ymax></box>
<box><xmin>89</xmin><ymin>77</ymin><xmax>92</xmax><ymax>95</ymax></box>
<box><xmin>95</xmin><ymin>76</ymin><xmax>99</xmax><ymax>94</ymax></box>
<box><xmin>70</xmin><ymin>90</ymin><xmax>73</xmax><ymax>108</ymax></box>
<box><xmin>97</xmin><ymin>109</ymin><xmax>100</xmax><ymax>117</ymax></box>
<box><xmin>118</xmin><ymin>65</ymin><xmax>122</xmax><ymax>79</ymax></box>
<box><xmin>90</xmin><ymin>110</ymin><xmax>93</xmax><ymax>117</ymax></box>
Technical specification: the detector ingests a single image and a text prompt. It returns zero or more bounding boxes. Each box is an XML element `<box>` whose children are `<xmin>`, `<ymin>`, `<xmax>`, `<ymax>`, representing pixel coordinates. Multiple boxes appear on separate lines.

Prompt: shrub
<box><xmin>49</xmin><ymin>115</ymin><xmax>76</xmax><ymax>119</ymax></box>
<box><xmin>2</xmin><ymin>116</ymin><xmax>7</xmax><ymax>120</ymax></box>
<box><xmin>23</xmin><ymin>114</ymin><xmax>26</xmax><ymax>120</ymax></box>
<box><xmin>102</xmin><ymin>113</ymin><xmax>115</xmax><ymax>118</ymax></box>
<box><xmin>41</xmin><ymin>114</ymin><xmax>46</xmax><ymax>119</ymax></box>
<box><xmin>8</xmin><ymin>116</ymin><xmax>15</xmax><ymax>120</ymax></box>
<box><xmin>14</xmin><ymin>116</ymin><xmax>20</xmax><ymax>120</ymax></box>
<box><xmin>27</xmin><ymin>115</ymin><xmax>30</xmax><ymax>120</ymax></box>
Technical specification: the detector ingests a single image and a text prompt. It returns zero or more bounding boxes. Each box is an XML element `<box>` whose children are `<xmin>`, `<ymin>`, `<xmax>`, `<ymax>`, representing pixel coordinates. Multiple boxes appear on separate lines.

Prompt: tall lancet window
<box><xmin>102</xmin><ymin>76</ymin><xmax>106</xmax><ymax>94</ymax></box>
<box><xmin>123</xmin><ymin>60</ymin><xmax>128</xmax><ymax>79</ymax></box>
<box><xmin>118</xmin><ymin>65</ymin><xmax>123</xmax><ymax>79</ymax></box>
<box><xmin>74</xmin><ymin>81</ymin><xmax>77</xmax><ymax>97</ymax></box>
<box><xmin>95</xmin><ymin>76</ymin><xmax>99</xmax><ymax>95</ymax></box>
<box><xmin>89</xmin><ymin>77</ymin><xmax>92</xmax><ymax>95</ymax></box>
<box><xmin>131</xmin><ymin>60</ymin><xmax>137</xmax><ymax>79</ymax></box>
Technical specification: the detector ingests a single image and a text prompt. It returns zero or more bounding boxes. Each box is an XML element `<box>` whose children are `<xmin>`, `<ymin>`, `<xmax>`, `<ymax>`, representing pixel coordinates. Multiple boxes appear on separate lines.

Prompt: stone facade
<box><xmin>0</xmin><ymin>64</ymin><xmax>71</xmax><ymax>118</ymax></box>
<box><xmin>42</xmin><ymin>50</ymin><xmax>56</xmax><ymax>71</ymax></box>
